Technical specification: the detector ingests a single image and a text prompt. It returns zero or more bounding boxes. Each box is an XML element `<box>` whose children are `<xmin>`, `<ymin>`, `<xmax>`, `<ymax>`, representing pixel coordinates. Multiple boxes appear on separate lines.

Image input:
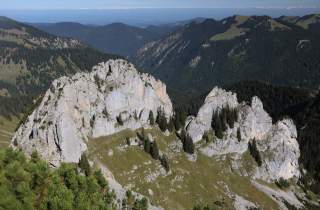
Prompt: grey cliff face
<box><xmin>187</xmin><ymin>87</ymin><xmax>300</xmax><ymax>181</ymax></box>
<box><xmin>12</xmin><ymin>59</ymin><xmax>173</xmax><ymax>166</ymax></box>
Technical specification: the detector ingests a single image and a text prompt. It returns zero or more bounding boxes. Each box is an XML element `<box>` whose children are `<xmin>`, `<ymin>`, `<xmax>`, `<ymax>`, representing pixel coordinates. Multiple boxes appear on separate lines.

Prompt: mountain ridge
<box><xmin>133</xmin><ymin>14</ymin><xmax>320</xmax><ymax>94</ymax></box>
<box><xmin>0</xmin><ymin>16</ymin><xmax>118</xmax><ymax>118</ymax></box>
<box><xmin>31</xmin><ymin>21</ymin><xmax>162</xmax><ymax>56</ymax></box>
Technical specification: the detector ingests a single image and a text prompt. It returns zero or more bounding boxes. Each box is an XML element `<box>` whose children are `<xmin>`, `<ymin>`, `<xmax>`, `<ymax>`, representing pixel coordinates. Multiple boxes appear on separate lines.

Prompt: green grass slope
<box><xmin>88</xmin><ymin>128</ymin><xmax>282</xmax><ymax>210</ymax></box>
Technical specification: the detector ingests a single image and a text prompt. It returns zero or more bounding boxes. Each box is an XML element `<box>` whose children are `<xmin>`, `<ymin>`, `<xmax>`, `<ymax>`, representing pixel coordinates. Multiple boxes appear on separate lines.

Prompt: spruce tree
<box><xmin>183</xmin><ymin>134</ymin><xmax>195</xmax><ymax>154</ymax></box>
<box><xmin>237</xmin><ymin>128</ymin><xmax>241</xmax><ymax>142</ymax></box>
<box><xmin>174</xmin><ymin>109</ymin><xmax>187</xmax><ymax>130</ymax></box>
<box><xmin>174</xmin><ymin>113</ymin><xmax>182</xmax><ymax>131</ymax></box>
<box><xmin>78</xmin><ymin>153</ymin><xmax>91</xmax><ymax>176</ymax></box>
<box><xmin>94</xmin><ymin>169</ymin><xmax>107</xmax><ymax>188</ymax></box>
<box><xmin>220</xmin><ymin>110</ymin><xmax>228</xmax><ymax>132</ymax></box>
<box><xmin>248</xmin><ymin>139</ymin><xmax>262</xmax><ymax>166</ymax></box>
<box><xmin>150</xmin><ymin>141</ymin><xmax>160</xmax><ymax>160</ymax></box>
<box><xmin>211</xmin><ymin>110</ymin><xmax>216</xmax><ymax>129</ymax></box>
<box><xmin>226</xmin><ymin>106</ymin><xmax>234</xmax><ymax>128</ymax></box>
<box><xmin>214</xmin><ymin>114</ymin><xmax>223</xmax><ymax>139</ymax></box>
<box><xmin>144</xmin><ymin>138</ymin><xmax>151</xmax><ymax>154</ymax></box>
<box><xmin>167</xmin><ymin>118</ymin><xmax>175</xmax><ymax>132</ymax></box>
<box><xmin>160</xmin><ymin>154</ymin><xmax>170</xmax><ymax>172</ymax></box>
<box><xmin>233</xmin><ymin>108</ymin><xmax>238</xmax><ymax>122</ymax></box>
<box><xmin>156</xmin><ymin>109</ymin><xmax>167</xmax><ymax>132</ymax></box>
<box><xmin>148</xmin><ymin>110</ymin><xmax>155</xmax><ymax>125</ymax></box>
<box><xmin>116</xmin><ymin>115</ymin><xmax>124</xmax><ymax>126</ymax></box>
<box><xmin>180</xmin><ymin>129</ymin><xmax>187</xmax><ymax>145</ymax></box>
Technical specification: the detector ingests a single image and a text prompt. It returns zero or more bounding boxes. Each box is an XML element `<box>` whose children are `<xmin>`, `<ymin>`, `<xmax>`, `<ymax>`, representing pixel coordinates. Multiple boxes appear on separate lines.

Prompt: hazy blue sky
<box><xmin>2</xmin><ymin>0</ymin><xmax>320</xmax><ymax>9</ymax></box>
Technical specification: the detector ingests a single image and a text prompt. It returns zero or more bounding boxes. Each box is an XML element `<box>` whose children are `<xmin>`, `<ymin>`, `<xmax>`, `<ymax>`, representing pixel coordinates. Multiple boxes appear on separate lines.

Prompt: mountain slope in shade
<box><xmin>32</xmin><ymin>22</ymin><xmax>161</xmax><ymax>56</ymax></box>
<box><xmin>133</xmin><ymin>14</ymin><xmax>320</xmax><ymax>94</ymax></box>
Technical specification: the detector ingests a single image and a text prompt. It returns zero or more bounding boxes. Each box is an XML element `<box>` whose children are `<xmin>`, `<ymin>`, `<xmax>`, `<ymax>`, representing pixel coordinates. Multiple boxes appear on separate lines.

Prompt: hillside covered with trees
<box><xmin>133</xmin><ymin>14</ymin><xmax>320</xmax><ymax>94</ymax></box>
<box><xmin>0</xmin><ymin>17</ymin><xmax>118</xmax><ymax>118</ymax></box>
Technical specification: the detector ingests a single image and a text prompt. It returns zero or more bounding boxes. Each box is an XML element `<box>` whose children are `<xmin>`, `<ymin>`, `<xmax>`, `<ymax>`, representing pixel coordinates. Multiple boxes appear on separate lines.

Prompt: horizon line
<box><xmin>1</xmin><ymin>6</ymin><xmax>320</xmax><ymax>11</ymax></box>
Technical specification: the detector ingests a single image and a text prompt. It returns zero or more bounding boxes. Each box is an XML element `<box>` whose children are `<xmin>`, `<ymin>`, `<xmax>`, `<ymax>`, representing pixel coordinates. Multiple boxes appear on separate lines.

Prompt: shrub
<box><xmin>102</xmin><ymin>108</ymin><xmax>110</xmax><ymax>118</ymax></box>
<box><xmin>276</xmin><ymin>177</ymin><xmax>290</xmax><ymax>189</ymax></box>
<box><xmin>203</xmin><ymin>131</ymin><xmax>213</xmax><ymax>143</ymax></box>
<box><xmin>123</xmin><ymin>190</ymin><xmax>149</xmax><ymax>210</ymax></box>
<box><xmin>133</xmin><ymin>197</ymin><xmax>148</xmax><ymax>210</ymax></box>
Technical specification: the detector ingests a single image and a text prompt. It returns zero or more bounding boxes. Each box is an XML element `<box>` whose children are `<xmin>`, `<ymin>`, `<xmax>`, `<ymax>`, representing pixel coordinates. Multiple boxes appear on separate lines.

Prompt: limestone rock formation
<box><xmin>186</xmin><ymin>87</ymin><xmax>238</xmax><ymax>143</ymax></box>
<box><xmin>12</xmin><ymin>59</ymin><xmax>173</xmax><ymax>166</ymax></box>
<box><xmin>254</xmin><ymin>119</ymin><xmax>300</xmax><ymax>180</ymax></box>
<box><xmin>187</xmin><ymin>87</ymin><xmax>300</xmax><ymax>181</ymax></box>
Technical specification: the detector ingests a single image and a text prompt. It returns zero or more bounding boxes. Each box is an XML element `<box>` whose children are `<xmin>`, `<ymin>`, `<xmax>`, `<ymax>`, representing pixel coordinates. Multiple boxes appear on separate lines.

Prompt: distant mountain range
<box><xmin>31</xmin><ymin>22</ymin><xmax>161</xmax><ymax>56</ymax></box>
<box><xmin>0</xmin><ymin>16</ymin><xmax>117</xmax><ymax>117</ymax></box>
<box><xmin>30</xmin><ymin>18</ymin><xmax>205</xmax><ymax>57</ymax></box>
<box><xmin>133</xmin><ymin>14</ymin><xmax>320</xmax><ymax>95</ymax></box>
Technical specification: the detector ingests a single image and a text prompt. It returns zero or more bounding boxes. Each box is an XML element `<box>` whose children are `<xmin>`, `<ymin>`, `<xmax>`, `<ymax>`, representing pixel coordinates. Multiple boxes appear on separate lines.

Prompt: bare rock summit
<box><xmin>12</xmin><ymin>59</ymin><xmax>173</xmax><ymax>166</ymax></box>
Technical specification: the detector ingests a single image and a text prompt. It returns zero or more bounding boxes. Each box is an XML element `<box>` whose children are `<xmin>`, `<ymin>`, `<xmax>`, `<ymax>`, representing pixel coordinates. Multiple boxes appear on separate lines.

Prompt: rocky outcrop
<box><xmin>254</xmin><ymin>119</ymin><xmax>300</xmax><ymax>180</ymax></box>
<box><xmin>187</xmin><ymin>87</ymin><xmax>300</xmax><ymax>181</ymax></box>
<box><xmin>186</xmin><ymin>87</ymin><xmax>238</xmax><ymax>143</ymax></box>
<box><xmin>12</xmin><ymin>59</ymin><xmax>173</xmax><ymax>166</ymax></box>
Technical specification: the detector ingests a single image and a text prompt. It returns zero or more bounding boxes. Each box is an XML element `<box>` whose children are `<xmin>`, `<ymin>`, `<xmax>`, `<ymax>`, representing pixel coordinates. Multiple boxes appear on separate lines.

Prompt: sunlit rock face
<box><xmin>254</xmin><ymin>119</ymin><xmax>300</xmax><ymax>181</ymax></box>
<box><xmin>187</xmin><ymin>87</ymin><xmax>300</xmax><ymax>181</ymax></box>
<box><xmin>12</xmin><ymin>59</ymin><xmax>173</xmax><ymax>166</ymax></box>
